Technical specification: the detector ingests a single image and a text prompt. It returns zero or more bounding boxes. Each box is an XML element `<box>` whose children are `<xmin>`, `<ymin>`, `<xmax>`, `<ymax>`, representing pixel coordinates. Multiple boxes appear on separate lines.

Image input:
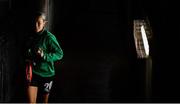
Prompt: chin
<box><xmin>35</xmin><ymin>30</ymin><xmax>40</xmax><ymax>33</ymax></box>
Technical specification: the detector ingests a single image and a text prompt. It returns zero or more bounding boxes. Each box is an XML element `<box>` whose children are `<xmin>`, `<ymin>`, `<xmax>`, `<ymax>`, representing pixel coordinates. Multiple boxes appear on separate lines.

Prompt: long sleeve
<box><xmin>43</xmin><ymin>35</ymin><xmax>63</xmax><ymax>62</ymax></box>
<box><xmin>31</xmin><ymin>30</ymin><xmax>64</xmax><ymax>77</ymax></box>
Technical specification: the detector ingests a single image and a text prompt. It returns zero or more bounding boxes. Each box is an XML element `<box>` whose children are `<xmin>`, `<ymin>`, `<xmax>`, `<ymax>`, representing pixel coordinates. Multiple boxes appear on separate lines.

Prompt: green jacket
<box><xmin>26</xmin><ymin>29</ymin><xmax>63</xmax><ymax>77</ymax></box>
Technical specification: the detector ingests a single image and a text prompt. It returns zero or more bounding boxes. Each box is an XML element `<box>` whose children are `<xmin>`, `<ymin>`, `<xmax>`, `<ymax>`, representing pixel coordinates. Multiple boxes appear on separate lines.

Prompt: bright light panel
<box><xmin>141</xmin><ymin>25</ymin><xmax>149</xmax><ymax>56</ymax></box>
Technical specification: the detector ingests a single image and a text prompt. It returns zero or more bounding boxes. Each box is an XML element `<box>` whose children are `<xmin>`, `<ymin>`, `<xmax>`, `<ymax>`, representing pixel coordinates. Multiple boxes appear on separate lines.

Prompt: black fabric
<box><xmin>29</xmin><ymin>72</ymin><xmax>55</xmax><ymax>94</ymax></box>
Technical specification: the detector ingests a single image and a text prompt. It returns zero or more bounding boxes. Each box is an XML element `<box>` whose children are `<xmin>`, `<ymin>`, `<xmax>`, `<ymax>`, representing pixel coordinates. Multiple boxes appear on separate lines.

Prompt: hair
<box><xmin>34</xmin><ymin>12</ymin><xmax>47</xmax><ymax>21</ymax></box>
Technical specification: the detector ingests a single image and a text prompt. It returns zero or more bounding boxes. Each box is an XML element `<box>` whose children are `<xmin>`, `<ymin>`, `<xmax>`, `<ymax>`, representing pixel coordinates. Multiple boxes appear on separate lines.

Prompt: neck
<box><xmin>36</xmin><ymin>28</ymin><xmax>45</xmax><ymax>35</ymax></box>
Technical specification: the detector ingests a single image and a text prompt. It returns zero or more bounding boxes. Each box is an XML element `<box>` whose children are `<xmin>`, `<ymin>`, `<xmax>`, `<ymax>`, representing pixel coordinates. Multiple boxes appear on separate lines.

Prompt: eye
<box><xmin>36</xmin><ymin>21</ymin><xmax>41</xmax><ymax>26</ymax></box>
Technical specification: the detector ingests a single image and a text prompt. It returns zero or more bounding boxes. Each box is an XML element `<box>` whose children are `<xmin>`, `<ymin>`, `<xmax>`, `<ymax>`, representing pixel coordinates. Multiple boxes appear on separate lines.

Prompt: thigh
<box><xmin>39</xmin><ymin>76</ymin><xmax>54</xmax><ymax>94</ymax></box>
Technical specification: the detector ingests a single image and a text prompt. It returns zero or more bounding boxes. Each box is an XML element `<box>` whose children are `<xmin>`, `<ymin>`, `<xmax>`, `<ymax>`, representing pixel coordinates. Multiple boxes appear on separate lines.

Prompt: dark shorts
<box><xmin>28</xmin><ymin>72</ymin><xmax>55</xmax><ymax>94</ymax></box>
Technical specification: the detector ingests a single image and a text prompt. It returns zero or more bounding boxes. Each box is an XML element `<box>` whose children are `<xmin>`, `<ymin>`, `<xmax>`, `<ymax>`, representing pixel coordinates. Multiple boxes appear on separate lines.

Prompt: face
<box><xmin>35</xmin><ymin>16</ymin><xmax>46</xmax><ymax>33</ymax></box>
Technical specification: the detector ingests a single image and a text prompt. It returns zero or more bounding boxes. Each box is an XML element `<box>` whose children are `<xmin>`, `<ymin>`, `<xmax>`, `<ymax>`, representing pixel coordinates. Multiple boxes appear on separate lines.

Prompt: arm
<box><xmin>42</xmin><ymin>35</ymin><xmax>63</xmax><ymax>62</ymax></box>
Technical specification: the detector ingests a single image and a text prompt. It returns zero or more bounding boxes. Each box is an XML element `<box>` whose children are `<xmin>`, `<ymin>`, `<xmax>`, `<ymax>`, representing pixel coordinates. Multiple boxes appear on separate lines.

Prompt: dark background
<box><xmin>1</xmin><ymin>0</ymin><xmax>180</xmax><ymax>103</ymax></box>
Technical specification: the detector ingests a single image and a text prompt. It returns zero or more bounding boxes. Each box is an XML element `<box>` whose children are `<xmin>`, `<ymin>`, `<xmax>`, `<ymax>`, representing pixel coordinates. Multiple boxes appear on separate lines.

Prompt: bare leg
<box><xmin>27</xmin><ymin>86</ymin><xmax>38</xmax><ymax>103</ymax></box>
<box><xmin>43</xmin><ymin>93</ymin><xmax>49</xmax><ymax>103</ymax></box>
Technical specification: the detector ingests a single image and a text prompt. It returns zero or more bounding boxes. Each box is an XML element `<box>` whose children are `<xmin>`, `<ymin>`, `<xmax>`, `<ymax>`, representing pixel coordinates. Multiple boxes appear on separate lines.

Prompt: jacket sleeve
<box><xmin>43</xmin><ymin>35</ymin><xmax>63</xmax><ymax>62</ymax></box>
<box><xmin>25</xmin><ymin>37</ymin><xmax>33</xmax><ymax>62</ymax></box>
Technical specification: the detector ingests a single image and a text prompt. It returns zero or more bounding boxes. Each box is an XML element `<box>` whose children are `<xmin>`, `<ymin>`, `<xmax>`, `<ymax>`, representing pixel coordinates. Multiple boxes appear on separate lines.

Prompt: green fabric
<box><xmin>26</xmin><ymin>29</ymin><xmax>63</xmax><ymax>77</ymax></box>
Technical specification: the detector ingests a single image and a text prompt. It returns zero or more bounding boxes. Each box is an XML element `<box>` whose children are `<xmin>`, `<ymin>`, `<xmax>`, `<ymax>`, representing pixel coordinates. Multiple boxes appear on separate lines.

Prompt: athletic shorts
<box><xmin>28</xmin><ymin>72</ymin><xmax>55</xmax><ymax>94</ymax></box>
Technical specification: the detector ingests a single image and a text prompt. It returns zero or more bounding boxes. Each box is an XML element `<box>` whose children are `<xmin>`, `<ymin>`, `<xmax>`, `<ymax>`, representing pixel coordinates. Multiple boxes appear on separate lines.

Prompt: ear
<box><xmin>44</xmin><ymin>21</ymin><xmax>48</xmax><ymax>25</ymax></box>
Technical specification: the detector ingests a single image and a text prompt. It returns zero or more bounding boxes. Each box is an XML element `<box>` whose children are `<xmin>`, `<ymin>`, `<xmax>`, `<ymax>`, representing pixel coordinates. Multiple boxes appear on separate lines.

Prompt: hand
<box><xmin>37</xmin><ymin>48</ymin><xmax>44</xmax><ymax>58</ymax></box>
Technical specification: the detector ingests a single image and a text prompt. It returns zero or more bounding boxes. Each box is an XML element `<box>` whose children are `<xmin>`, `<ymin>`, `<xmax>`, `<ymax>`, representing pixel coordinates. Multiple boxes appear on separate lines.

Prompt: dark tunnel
<box><xmin>1</xmin><ymin>0</ymin><xmax>180</xmax><ymax>103</ymax></box>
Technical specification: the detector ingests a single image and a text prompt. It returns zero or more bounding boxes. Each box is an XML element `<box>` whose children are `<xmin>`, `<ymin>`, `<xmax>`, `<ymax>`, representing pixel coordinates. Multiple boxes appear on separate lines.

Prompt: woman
<box><xmin>25</xmin><ymin>12</ymin><xmax>63</xmax><ymax>103</ymax></box>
